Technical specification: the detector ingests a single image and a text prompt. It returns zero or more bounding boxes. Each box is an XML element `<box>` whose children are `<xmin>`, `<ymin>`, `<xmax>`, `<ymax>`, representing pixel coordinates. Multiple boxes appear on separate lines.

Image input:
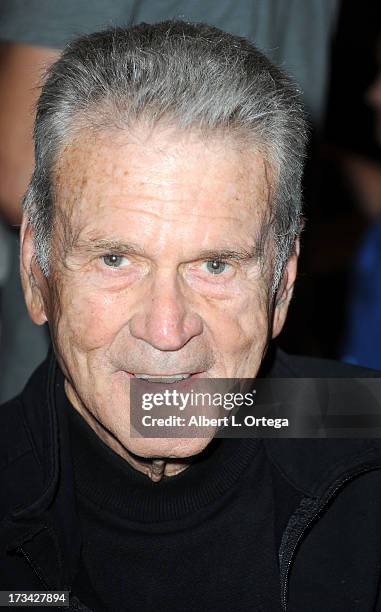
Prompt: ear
<box><xmin>271</xmin><ymin>238</ymin><xmax>300</xmax><ymax>339</ymax></box>
<box><xmin>20</xmin><ymin>214</ymin><xmax>48</xmax><ymax>325</ymax></box>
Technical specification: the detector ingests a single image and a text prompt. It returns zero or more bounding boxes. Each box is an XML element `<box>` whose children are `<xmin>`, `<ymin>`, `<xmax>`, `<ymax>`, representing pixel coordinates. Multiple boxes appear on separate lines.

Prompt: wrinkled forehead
<box><xmin>51</xmin><ymin>124</ymin><xmax>274</xmax><ymax>245</ymax></box>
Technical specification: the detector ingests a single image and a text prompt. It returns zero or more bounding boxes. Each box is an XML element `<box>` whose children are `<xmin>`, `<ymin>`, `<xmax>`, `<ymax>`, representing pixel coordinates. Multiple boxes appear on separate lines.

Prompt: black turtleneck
<box><xmin>65</xmin><ymin>394</ymin><xmax>281</xmax><ymax>612</ymax></box>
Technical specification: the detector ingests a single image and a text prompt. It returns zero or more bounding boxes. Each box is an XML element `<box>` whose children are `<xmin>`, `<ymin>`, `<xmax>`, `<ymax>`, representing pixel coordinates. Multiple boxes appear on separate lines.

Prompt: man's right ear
<box><xmin>20</xmin><ymin>214</ymin><xmax>48</xmax><ymax>325</ymax></box>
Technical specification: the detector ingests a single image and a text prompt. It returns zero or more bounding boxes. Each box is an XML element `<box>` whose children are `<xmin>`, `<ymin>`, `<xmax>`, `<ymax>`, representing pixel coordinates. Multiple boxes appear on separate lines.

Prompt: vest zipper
<box><xmin>18</xmin><ymin>547</ymin><xmax>90</xmax><ymax>610</ymax></box>
<box><xmin>281</xmin><ymin>464</ymin><xmax>381</xmax><ymax>611</ymax></box>
<box><xmin>18</xmin><ymin>546</ymin><xmax>50</xmax><ymax>589</ymax></box>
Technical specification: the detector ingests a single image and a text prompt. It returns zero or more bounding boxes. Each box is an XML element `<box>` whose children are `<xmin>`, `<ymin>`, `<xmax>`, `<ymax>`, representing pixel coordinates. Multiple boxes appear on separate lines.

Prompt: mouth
<box><xmin>133</xmin><ymin>373</ymin><xmax>192</xmax><ymax>383</ymax></box>
<box><xmin>124</xmin><ymin>372</ymin><xmax>204</xmax><ymax>384</ymax></box>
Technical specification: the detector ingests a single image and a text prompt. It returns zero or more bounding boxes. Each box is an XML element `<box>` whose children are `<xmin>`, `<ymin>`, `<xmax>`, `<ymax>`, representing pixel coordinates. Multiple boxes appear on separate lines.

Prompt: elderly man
<box><xmin>1</xmin><ymin>21</ymin><xmax>381</xmax><ymax>612</ymax></box>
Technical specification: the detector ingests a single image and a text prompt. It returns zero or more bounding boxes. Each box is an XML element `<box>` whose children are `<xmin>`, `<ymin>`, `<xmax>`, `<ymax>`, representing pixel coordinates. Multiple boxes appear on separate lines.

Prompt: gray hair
<box><xmin>23</xmin><ymin>20</ymin><xmax>307</xmax><ymax>292</ymax></box>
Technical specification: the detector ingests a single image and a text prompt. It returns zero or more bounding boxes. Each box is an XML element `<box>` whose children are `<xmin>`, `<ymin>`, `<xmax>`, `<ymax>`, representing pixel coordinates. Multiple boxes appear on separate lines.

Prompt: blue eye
<box><xmin>102</xmin><ymin>254</ymin><xmax>129</xmax><ymax>268</ymax></box>
<box><xmin>202</xmin><ymin>260</ymin><xmax>230</xmax><ymax>275</ymax></box>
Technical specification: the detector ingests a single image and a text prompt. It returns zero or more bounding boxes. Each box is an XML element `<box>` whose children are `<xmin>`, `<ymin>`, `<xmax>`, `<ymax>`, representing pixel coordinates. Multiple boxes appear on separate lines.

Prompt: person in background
<box><xmin>340</xmin><ymin>41</ymin><xmax>381</xmax><ymax>369</ymax></box>
<box><xmin>0</xmin><ymin>43</ymin><xmax>59</xmax><ymax>401</ymax></box>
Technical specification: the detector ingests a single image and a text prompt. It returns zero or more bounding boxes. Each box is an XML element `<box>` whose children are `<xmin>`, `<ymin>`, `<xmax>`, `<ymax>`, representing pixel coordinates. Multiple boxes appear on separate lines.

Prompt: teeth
<box><xmin>134</xmin><ymin>373</ymin><xmax>191</xmax><ymax>383</ymax></box>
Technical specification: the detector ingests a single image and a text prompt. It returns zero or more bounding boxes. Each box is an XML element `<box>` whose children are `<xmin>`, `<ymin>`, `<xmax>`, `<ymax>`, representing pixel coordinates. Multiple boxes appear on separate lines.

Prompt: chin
<box><xmin>127</xmin><ymin>436</ymin><xmax>214</xmax><ymax>460</ymax></box>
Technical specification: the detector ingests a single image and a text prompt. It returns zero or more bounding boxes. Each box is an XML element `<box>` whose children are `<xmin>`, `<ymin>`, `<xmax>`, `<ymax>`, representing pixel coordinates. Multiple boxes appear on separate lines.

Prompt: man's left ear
<box><xmin>271</xmin><ymin>238</ymin><xmax>300</xmax><ymax>339</ymax></box>
<box><xmin>20</xmin><ymin>214</ymin><xmax>49</xmax><ymax>325</ymax></box>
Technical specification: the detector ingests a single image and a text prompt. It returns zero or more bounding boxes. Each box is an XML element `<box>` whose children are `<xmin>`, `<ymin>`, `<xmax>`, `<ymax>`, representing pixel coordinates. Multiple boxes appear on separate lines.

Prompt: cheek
<box><xmin>52</xmin><ymin>284</ymin><xmax>128</xmax><ymax>351</ymax></box>
<box><xmin>210</xmin><ymin>292</ymin><xmax>269</xmax><ymax>355</ymax></box>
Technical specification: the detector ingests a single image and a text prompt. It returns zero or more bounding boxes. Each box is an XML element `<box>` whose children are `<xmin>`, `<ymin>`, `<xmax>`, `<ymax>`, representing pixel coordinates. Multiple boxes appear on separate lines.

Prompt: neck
<box><xmin>64</xmin><ymin>379</ymin><xmax>191</xmax><ymax>482</ymax></box>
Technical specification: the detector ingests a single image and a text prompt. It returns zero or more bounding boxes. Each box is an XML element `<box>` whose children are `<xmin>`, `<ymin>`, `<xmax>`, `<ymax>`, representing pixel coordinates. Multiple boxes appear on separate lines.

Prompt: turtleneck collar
<box><xmin>60</xmin><ymin>381</ymin><xmax>260</xmax><ymax>523</ymax></box>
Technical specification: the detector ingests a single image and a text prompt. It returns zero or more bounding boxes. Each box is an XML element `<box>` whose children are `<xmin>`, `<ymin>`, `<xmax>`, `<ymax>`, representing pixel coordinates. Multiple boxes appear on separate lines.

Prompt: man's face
<box><xmin>23</xmin><ymin>125</ymin><xmax>296</xmax><ymax>460</ymax></box>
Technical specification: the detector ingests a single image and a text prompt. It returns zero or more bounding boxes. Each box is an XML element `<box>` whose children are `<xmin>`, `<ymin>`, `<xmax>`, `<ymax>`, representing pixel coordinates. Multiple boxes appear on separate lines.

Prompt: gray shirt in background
<box><xmin>0</xmin><ymin>0</ymin><xmax>339</xmax><ymax>125</ymax></box>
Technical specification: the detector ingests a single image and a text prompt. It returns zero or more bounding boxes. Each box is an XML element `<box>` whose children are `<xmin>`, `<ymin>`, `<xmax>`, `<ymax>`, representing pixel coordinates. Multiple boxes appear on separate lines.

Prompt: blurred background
<box><xmin>0</xmin><ymin>0</ymin><xmax>381</xmax><ymax>402</ymax></box>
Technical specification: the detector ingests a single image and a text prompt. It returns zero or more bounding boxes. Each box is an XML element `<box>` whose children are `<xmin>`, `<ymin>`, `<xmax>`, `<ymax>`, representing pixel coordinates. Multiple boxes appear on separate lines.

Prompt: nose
<box><xmin>129</xmin><ymin>274</ymin><xmax>203</xmax><ymax>351</ymax></box>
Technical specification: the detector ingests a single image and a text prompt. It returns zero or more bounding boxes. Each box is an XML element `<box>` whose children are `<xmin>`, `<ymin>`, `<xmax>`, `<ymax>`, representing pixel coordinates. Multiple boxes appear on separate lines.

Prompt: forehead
<box><xmin>52</xmin><ymin>125</ymin><xmax>272</xmax><ymax>249</ymax></box>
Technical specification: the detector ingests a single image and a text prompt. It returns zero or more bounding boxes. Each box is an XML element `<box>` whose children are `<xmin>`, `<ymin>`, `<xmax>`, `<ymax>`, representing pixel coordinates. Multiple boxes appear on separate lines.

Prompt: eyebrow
<box><xmin>71</xmin><ymin>239</ymin><xmax>260</xmax><ymax>261</ymax></box>
<box><xmin>193</xmin><ymin>248</ymin><xmax>259</xmax><ymax>261</ymax></box>
<box><xmin>72</xmin><ymin>239</ymin><xmax>146</xmax><ymax>256</ymax></box>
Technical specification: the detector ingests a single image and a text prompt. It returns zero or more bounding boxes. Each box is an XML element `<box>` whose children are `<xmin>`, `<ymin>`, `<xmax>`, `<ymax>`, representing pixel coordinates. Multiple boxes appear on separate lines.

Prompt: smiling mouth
<box><xmin>133</xmin><ymin>373</ymin><xmax>193</xmax><ymax>383</ymax></box>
